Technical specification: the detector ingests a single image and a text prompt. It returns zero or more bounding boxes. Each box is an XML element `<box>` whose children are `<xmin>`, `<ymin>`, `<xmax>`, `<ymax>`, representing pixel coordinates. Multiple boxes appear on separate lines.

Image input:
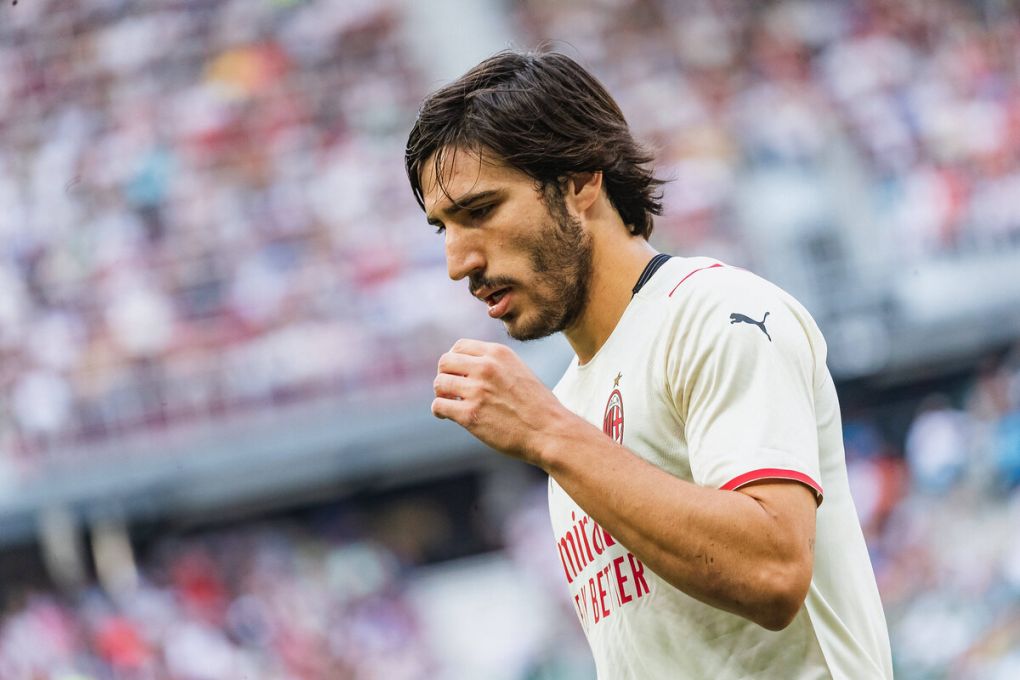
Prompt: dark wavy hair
<box><xmin>405</xmin><ymin>50</ymin><xmax>664</xmax><ymax>238</ymax></box>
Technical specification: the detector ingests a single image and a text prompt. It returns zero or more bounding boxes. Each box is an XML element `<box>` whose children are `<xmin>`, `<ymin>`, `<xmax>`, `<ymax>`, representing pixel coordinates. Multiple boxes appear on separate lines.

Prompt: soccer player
<box><xmin>405</xmin><ymin>51</ymin><xmax>893</xmax><ymax>679</ymax></box>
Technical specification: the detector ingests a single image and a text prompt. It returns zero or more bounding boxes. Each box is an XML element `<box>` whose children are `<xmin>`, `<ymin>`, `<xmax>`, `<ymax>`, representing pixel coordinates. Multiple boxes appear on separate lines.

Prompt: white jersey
<box><xmin>548</xmin><ymin>257</ymin><xmax>892</xmax><ymax>679</ymax></box>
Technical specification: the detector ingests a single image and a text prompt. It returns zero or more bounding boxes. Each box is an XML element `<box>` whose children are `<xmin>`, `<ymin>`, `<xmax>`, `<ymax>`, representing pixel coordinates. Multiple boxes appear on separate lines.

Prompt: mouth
<box><xmin>484</xmin><ymin>287</ymin><xmax>512</xmax><ymax>319</ymax></box>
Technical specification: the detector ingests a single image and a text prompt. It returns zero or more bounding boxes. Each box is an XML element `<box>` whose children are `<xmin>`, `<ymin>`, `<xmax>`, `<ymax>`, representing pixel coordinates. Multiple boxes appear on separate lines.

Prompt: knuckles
<box><xmin>476</xmin><ymin>358</ymin><xmax>495</xmax><ymax>380</ymax></box>
<box><xmin>451</xmin><ymin>338</ymin><xmax>476</xmax><ymax>354</ymax></box>
<box><xmin>437</xmin><ymin>352</ymin><xmax>453</xmax><ymax>372</ymax></box>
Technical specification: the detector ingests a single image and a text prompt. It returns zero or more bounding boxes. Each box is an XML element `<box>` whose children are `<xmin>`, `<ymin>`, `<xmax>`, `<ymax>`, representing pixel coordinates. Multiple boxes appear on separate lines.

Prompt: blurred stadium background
<box><xmin>1</xmin><ymin>0</ymin><xmax>1020</xmax><ymax>677</ymax></box>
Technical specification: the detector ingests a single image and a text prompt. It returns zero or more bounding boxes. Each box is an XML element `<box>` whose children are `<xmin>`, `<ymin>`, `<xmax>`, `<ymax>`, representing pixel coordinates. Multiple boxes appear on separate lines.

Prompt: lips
<box><xmin>484</xmin><ymin>287</ymin><xmax>512</xmax><ymax>319</ymax></box>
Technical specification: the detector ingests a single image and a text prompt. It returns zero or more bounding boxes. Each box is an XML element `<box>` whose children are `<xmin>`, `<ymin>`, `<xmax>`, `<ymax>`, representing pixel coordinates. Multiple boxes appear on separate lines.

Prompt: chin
<box><xmin>503</xmin><ymin>314</ymin><xmax>561</xmax><ymax>342</ymax></box>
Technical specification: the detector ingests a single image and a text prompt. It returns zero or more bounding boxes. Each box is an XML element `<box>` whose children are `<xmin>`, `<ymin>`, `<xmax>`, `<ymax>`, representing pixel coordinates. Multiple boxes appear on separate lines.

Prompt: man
<box><xmin>405</xmin><ymin>50</ymin><xmax>893</xmax><ymax>679</ymax></box>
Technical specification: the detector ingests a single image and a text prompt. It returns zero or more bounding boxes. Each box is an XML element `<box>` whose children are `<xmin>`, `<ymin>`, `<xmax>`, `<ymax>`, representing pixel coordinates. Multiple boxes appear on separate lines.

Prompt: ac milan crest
<box><xmin>603</xmin><ymin>387</ymin><xmax>624</xmax><ymax>444</ymax></box>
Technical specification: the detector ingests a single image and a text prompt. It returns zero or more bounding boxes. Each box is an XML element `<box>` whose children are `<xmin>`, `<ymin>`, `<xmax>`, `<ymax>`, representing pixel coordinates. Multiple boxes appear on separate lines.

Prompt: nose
<box><xmin>444</xmin><ymin>226</ymin><xmax>485</xmax><ymax>281</ymax></box>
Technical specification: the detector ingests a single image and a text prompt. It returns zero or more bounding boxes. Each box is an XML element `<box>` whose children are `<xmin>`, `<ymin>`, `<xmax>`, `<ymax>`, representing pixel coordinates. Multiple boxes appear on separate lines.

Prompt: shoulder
<box><xmin>642</xmin><ymin>257</ymin><xmax>805</xmax><ymax>324</ymax></box>
<box><xmin>636</xmin><ymin>256</ymin><xmax>729</xmax><ymax>301</ymax></box>
<box><xmin>650</xmin><ymin>258</ymin><xmax>826</xmax><ymax>366</ymax></box>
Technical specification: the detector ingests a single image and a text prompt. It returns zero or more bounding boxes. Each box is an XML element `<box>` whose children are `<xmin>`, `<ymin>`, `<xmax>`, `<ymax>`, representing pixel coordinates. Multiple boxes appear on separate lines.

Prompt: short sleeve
<box><xmin>668</xmin><ymin>270</ymin><xmax>824</xmax><ymax>502</ymax></box>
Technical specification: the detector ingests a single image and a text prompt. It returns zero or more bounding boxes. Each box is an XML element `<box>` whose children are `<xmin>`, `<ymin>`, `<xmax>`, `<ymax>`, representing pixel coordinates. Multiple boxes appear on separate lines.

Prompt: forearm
<box><xmin>537</xmin><ymin>409</ymin><xmax>815</xmax><ymax>630</ymax></box>
<box><xmin>429</xmin><ymin>338</ymin><xmax>813</xmax><ymax>628</ymax></box>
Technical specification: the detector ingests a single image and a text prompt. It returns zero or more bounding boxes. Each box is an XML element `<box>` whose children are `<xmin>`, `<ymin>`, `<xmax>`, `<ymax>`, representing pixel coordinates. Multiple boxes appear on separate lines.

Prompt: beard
<box><xmin>470</xmin><ymin>187</ymin><xmax>595</xmax><ymax>342</ymax></box>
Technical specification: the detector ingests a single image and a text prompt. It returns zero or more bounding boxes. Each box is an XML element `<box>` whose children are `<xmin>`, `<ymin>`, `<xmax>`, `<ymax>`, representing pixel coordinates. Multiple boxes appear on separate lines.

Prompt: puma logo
<box><xmin>730</xmin><ymin>312</ymin><xmax>771</xmax><ymax>342</ymax></box>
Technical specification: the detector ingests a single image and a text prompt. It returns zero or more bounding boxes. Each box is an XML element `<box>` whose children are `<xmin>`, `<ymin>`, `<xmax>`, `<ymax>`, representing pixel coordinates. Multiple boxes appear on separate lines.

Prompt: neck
<box><xmin>564</xmin><ymin>229</ymin><xmax>658</xmax><ymax>365</ymax></box>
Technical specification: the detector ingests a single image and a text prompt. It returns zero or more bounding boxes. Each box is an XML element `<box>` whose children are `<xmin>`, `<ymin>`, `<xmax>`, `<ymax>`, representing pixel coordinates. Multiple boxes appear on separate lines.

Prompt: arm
<box><xmin>541</xmin><ymin>405</ymin><xmax>815</xmax><ymax>631</ymax></box>
<box><xmin>432</xmin><ymin>339</ymin><xmax>817</xmax><ymax>631</ymax></box>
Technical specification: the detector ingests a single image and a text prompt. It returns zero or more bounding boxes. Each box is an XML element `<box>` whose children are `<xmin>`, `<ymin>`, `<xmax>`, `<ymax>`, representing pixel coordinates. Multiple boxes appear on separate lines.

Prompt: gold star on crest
<box><xmin>614</xmin><ymin>372</ymin><xmax>622</xmax><ymax>388</ymax></box>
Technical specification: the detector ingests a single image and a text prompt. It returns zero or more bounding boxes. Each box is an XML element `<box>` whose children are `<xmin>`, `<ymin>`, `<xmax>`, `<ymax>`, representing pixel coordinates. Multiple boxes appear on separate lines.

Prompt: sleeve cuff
<box><xmin>720</xmin><ymin>468</ymin><xmax>824</xmax><ymax>505</ymax></box>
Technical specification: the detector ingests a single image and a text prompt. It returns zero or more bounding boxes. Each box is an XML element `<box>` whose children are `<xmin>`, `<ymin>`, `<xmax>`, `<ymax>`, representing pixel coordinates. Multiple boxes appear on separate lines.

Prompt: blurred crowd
<box><xmin>847</xmin><ymin>345</ymin><xmax>1020</xmax><ymax>678</ymax></box>
<box><xmin>0</xmin><ymin>0</ymin><xmax>489</xmax><ymax>461</ymax></box>
<box><xmin>2</xmin><ymin>0</ymin><xmax>1020</xmax><ymax>677</ymax></box>
<box><xmin>2</xmin><ymin>344</ymin><xmax>1020</xmax><ymax>678</ymax></box>
<box><xmin>0</xmin><ymin>522</ymin><xmax>439</xmax><ymax>679</ymax></box>
<box><xmin>516</xmin><ymin>0</ymin><xmax>1020</xmax><ymax>260</ymax></box>
<box><xmin>3</xmin><ymin>0</ymin><xmax>1020</xmax><ymax>461</ymax></box>
<box><xmin>0</xmin><ymin>484</ymin><xmax>594</xmax><ymax>680</ymax></box>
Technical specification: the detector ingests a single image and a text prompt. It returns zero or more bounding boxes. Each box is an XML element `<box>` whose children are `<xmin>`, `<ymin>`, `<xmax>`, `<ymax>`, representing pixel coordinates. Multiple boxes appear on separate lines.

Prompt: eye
<box><xmin>469</xmin><ymin>204</ymin><xmax>494</xmax><ymax>222</ymax></box>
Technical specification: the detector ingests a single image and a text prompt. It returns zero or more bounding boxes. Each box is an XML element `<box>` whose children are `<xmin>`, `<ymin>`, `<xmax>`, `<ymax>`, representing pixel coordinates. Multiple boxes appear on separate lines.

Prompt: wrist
<box><xmin>529</xmin><ymin>406</ymin><xmax>590</xmax><ymax>475</ymax></box>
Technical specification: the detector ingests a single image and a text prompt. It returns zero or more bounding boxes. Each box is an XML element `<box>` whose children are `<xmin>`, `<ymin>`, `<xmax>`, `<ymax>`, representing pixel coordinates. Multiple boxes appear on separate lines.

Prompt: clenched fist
<box><xmin>432</xmin><ymin>338</ymin><xmax>571</xmax><ymax>467</ymax></box>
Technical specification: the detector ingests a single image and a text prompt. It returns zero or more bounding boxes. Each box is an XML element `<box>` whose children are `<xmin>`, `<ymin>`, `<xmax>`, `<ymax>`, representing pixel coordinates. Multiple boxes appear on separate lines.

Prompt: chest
<box><xmin>554</xmin><ymin>337</ymin><xmax>690</xmax><ymax>477</ymax></box>
<box><xmin>547</xmin><ymin>341</ymin><xmax>694</xmax><ymax>635</ymax></box>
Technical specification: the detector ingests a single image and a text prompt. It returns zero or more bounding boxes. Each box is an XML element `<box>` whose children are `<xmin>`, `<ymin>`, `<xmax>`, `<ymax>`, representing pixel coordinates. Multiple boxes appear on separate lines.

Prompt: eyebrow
<box><xmin>426</xmin><ymin>190</ymin><xmax>501</xmax><ymax>226</ymax></box>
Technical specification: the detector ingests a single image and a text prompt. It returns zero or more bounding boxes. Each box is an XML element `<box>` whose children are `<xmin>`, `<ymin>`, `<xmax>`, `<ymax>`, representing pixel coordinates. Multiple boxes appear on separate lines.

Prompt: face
<box><xmin>421</xmin><ymin>147</ymin><xmax>594</xmax><ymax>341</ymax></box>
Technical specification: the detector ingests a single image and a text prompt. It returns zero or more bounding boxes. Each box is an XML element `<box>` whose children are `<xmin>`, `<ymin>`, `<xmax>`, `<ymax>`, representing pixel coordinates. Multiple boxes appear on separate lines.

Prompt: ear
<box><xmin>564</xmin><ymin>171</ymin><xmax>603</xmax><ymax>216</ymax></box>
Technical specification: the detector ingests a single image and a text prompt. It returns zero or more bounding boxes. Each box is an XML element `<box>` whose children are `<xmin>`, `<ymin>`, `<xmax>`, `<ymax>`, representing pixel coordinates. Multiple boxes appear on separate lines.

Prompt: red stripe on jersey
<box><xmin>668</xmin><ymin>263</ymin><xmax>724</xmax><ymax>297</ymax></box>
<box><xmin>721</xmin><ymin>468</ymin><xmax>824</xmax><ymax>501</ymax></box>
